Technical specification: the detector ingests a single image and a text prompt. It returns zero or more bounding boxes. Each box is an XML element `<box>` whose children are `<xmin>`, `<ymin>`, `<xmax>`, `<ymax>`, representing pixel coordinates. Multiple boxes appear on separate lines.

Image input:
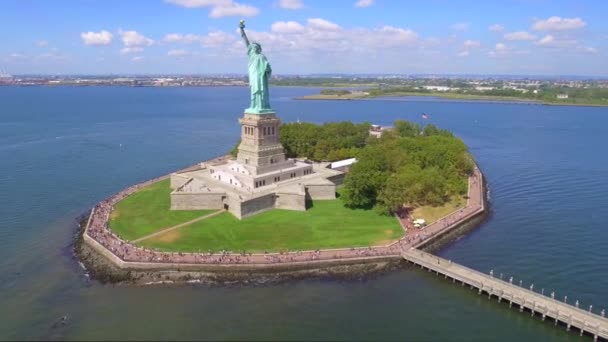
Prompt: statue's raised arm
<box><xmin>239</xmin><ymin>20</ymin><xmax>250</xmax><ymax>47</ymax></box>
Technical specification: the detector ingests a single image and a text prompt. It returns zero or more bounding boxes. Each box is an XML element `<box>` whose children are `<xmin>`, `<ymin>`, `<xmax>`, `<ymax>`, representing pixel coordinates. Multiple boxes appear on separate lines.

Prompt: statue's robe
<box><xmin>247</xmin><ymin>44</ymin><xmax>272</xmax><ymax>110</ymax></box>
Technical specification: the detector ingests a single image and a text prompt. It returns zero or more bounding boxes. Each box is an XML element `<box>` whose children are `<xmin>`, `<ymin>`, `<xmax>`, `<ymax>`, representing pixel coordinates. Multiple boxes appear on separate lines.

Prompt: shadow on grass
<box><xmin>306</xmin><ymin>200</ymin><xmax>314</xmax><ymax>209</ymax></box>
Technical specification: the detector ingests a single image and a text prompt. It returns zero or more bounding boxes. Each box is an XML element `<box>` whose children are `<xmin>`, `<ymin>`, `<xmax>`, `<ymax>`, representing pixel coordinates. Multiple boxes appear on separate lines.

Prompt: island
<box><xmin>75</xmin><ymin>21</ymin><xmax>488</xmax><ymax>285</ymax></box>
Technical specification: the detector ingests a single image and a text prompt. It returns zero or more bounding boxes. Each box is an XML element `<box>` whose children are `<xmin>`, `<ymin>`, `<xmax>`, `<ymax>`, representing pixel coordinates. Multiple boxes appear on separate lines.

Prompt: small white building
<box><xmin>329</xmin><ymin>158</ymin><xmax>357</xmax><ymax>171</ymax></box>
<box><xmin>557</xmin><ymin>94</ymin><xmax>569</xmax><ymax>99</ymax></box>
<box><xmin>423</xmin><ymin>86</ymin><xmax>452</xmax><ymax>92</ymax></box>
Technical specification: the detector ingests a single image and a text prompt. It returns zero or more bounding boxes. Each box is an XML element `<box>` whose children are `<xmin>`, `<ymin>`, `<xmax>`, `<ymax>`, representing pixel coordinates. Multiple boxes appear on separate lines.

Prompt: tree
<box><xmin>342</xmin><ymin>120</ymin><xmax>473</xmax><ymax>213</ymax></box>
<box><xmin>376</xmin><ymin>165</ymin><xmax>423</xmax><ymax>213</ymax></box>
<box><xmin>341</xmin><ymin>145</ymin><xmax>389</xmax><ymax>209</ymax></box>
<box><xmin>394</xmin><ymin>120</ymin><xmax>421</xmax><ymax>137</ymax></box>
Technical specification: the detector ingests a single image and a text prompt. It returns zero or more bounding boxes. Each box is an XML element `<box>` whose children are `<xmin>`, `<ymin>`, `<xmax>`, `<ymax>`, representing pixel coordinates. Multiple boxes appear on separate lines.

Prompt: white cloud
<box><xmin>201</xmin><ymin>31</ymin><xmax>238</xmax><ymax>48</ymax></box>
<box><xmin>451</xmin><ymin>23</ymin><xmax>469</xmax><ymax>31</ymax></box>
<box><xmin>163</xmin><ymin>33</ymin><xmax>202</xmax><ymax>44</ymax></box>
<box><xmin>457</xmin><ymin>51</ymin><xmax>470</xmax><ymax>57</ymax></box>
<box><xmin>278</xmin><ymin>0</ymin><xmax>303</xmax><ymax>9</ymax></box>
<box><xmin>190</xmin><ymin>20</ymin><xmax>421</xmax><ymax>60</ymax></box>
<box><xmin>536</xmin><ymin>34</ymin><xmax>577</xmax><ymax>48</ymax></box>
<box><xmin>355</xmin><ymin>0</ymin><xmax>374</xmax><ymax>7</ymax></box>
<box><xmin>119</xmin><ymin>30</ymin><xmax>154</xmax><ymax>47</ymax></box>
<box><xmin>504</xmin><ymin>31</ymin><xmax>536</xmax><ymax>41</ymax></box>
<box><xmin>584</xmin><ymin>47</ymin><xmax>598</xmax><ymax>54</ymax></box>
<box><xmin>131</xmin><ymin>56</ymin><xmax>144</xmax><ymax>62</ymax></box>
<box><xmin>166</xmin><ymin>0</ymin><xmax>259</xmax><ymax>18</ymax></box>
<box><xmin>36</xmin><ymin>40</ymin><xmax>49</xmax><ymax>47</ymax></box>
<box><xmin>489</xmin><ymin>42</ymin><xmax>509</xmax><ymax>57</ymax></box>
<box><xmin>537</xmin><ymin>35</ymin><xmax>555</xmax><ymax>45</ymax></box>
<box><xmin>463</xmin><ymin>40</ymin><xmax>480</xmax><ymax>49</ymax></box>
<box><xmin>373</xmin><ymin>26</ymin><xmax>418</xmax><ymax>46</ymax></box>
<box><xmin>36</xmin><ymin>51</ymin><xmax>70</xmax><ymax>63</ymax></box>
<box><xmin>81</xmin><ymin>30</ymin><xmax>113</xmax><ymax>46</ymax></box>
<box><xmin>271</xmin><ymin>21</ymin><xmax>305</xmax><ymax>34</ymax></box>
<box><xmin>307</xmin><ymin>18</ymin><xmax>341</xmax><ymax>31</ymax></box>
<box><xmin>532</xmin><ymin>16</ymin><xmax>586</xmax><ymax>31</ymax></box>
<box><xmin>168</xmin><ymin>49</ymin><xmax>191</xmax><ymax>56</ymax></box>
<box><xmin>210</xmin><ymin>2</ymin><xmax>259</xmax><ymax>17</ymax></box>
<box><xmin>120</xmin><ymin>47</ymin><xmax>144</xmax><ymax>54</ymax></box>
<box><xmin>489</xmin><ymin>24</ymin><xmax>504</xmax><ymax>32</ymax></box>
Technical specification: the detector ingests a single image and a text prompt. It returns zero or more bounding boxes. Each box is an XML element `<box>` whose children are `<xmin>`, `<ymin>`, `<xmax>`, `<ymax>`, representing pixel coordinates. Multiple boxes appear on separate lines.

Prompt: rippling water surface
<box><xmin>0</xmin><ymin>87</ymin><xmax>607</xmax><ymax>341</ymax></box>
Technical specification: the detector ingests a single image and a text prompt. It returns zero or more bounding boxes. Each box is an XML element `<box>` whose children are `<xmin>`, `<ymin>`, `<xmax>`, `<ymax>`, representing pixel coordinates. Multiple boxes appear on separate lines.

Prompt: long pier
<box><xmin>402</xmin><ymin>249</ymin><xmax>608</xmax><ymax>341</ymax></box>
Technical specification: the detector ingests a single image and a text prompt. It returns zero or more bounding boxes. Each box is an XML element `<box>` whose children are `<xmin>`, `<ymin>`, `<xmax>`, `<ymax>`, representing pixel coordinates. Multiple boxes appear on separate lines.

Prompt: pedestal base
<box><xmin>244</xmin><ymin>108</ymin><xmax>275</xmax><ymax>115</ymax></box>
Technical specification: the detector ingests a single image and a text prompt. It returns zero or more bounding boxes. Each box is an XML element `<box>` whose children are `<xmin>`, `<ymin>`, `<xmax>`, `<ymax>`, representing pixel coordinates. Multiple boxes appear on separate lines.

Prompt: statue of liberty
<box><xmin>239</xmin><ymin>20</ymin><xmax>273</xmax><ymax>114</ymax></box>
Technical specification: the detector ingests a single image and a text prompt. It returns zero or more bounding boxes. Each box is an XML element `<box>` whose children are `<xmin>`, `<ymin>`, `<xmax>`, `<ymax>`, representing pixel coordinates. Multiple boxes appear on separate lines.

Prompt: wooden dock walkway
<box><xmin>402</xmin><ymin>249</ymin><xmax>608</xmax><ymax>341</ymax></box>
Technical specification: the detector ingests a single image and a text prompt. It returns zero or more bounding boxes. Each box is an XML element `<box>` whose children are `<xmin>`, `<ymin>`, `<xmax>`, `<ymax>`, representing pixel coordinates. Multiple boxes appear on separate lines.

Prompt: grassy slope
<box><xmin>410</xmin><ymin>196</ymin><xmax>466</xmax><ymax>225</ymax></box>
<box><xmin>140</xmin><ymin>193</ymin><xmax>403</xmax><ymax>253</ymax></box>
<box><xmin>108</xmin><ymin>179</ymin><xmax>214</xmax><ymax>240</ymax></box>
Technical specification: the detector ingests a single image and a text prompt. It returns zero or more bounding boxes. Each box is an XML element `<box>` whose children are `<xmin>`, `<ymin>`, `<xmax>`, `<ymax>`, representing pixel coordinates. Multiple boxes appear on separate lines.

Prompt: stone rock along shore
<box><xmin>74</xmin><ymin>155</ymin><xmax>488</xmax><ymax>285</ymax></box>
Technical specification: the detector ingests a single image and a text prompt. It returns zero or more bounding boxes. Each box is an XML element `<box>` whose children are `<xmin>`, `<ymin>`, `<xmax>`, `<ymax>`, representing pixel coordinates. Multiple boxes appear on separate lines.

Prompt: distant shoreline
<box><xmin>5</xmin><ymin>83</ymin><xmax>605</xmax><ymax>108</ymax></box>
<box><xmin>295</xmin><ymin>92</ymin><xmax>608</xmax><ymax>108</ymax></box>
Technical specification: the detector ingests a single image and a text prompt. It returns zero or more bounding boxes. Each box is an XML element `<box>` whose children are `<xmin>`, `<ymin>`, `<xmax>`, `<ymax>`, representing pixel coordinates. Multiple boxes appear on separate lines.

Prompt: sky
<box><xmin>1</xmin><ymin>0</ymin><xmax>607</xmax><ymax>76</ymax></box>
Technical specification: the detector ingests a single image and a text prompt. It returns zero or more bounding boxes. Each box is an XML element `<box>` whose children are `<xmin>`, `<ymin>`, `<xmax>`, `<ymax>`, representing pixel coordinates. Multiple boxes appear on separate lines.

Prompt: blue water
<box><xmin>0</xmin><ymin>86</ymin><xmax>607</xmax><ymax>340</ymax></box>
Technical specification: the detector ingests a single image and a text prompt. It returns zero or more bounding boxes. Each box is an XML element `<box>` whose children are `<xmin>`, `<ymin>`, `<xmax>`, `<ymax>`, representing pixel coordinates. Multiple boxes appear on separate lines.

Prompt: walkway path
<box><xmin>132</xmin><ymin>210</ymin><xmax>225</xmax><ymax>243</ymax></box>
<box><xmin>403</xmin><ymin>249</ymin><xmax>608</xmax><ymax>340</ymax></box>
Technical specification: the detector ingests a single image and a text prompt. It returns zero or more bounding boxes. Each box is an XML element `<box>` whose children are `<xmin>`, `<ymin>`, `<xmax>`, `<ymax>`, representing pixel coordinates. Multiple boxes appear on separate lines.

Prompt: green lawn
<box><xmin>138</xmin><ymin>192</ymin><xmax>403</xmax><ymax>253</ymax></box>
<box><xmin>410</xmin><ymin>196</ymin><xmax>466</xmax><ymax>225</ymax></box>
<box><xmin>108</xmin><ymin>179</ymin><xmax>215</xmax><ymax>241</ymax></box>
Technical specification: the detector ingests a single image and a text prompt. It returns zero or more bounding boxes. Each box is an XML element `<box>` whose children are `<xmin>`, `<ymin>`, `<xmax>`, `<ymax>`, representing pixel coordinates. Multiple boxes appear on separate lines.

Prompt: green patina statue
<box><xmin>239</xmin><ymin>20</ymin><xmax>273</xmax><ymax>114</ymax></box>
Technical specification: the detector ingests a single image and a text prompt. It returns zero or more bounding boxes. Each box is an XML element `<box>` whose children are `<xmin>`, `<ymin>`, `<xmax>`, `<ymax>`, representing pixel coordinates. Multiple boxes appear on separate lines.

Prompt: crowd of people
<box><xmin>85</xmin><ymin>164</ymin><xmax>484</xmax><ymax>266</ymax></box>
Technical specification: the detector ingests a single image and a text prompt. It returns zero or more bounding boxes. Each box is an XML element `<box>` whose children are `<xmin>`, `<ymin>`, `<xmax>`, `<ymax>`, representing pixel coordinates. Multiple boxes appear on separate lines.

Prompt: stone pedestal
<box><xmin>236</xmin><ymin>112</ymin><xmax>294</xmax><ymax>175</ymax></box>
<box><xmin>169</xmin><ymin>110</ymin><xmax>339</xmax><ymax>219</ymax></box>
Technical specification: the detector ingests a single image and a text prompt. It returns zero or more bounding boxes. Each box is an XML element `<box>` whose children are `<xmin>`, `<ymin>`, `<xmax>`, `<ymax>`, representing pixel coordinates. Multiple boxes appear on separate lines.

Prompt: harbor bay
<box><xmin>1</xmin><ymin>86</ymin><xmax>607</xmax><ymax>340</ymax></box>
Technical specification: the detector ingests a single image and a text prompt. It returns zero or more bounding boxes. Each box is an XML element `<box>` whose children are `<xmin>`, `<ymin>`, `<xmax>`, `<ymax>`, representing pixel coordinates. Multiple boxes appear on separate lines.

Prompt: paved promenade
<box><xmin>84</xmin><ymin>161</ymin><xmax>485</xmax><ymax>266</ymax></box>
<box><xmin>402</xmin><ymin>249</ymin><xmax>608</xmax><ymax>340</ymax></box>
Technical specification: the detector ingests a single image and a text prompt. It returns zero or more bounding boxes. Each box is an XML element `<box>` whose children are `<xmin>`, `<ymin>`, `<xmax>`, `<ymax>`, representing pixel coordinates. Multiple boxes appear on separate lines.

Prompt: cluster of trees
<box><xmin>280</xmin><ymin>121</ymin><xmax>369</xmax><ymax>161</ymax></box>
<box><xmin>367</xmin><ymin>86</ymin><xmax>428</xmax><ymax>96</ymax></box>
<box><xmin>341</xmin><ymin>120</ymin><xmax>473</xmax><ymax>215</ymax></box>
<box><xmin>229</xmin><ymin>121</ymin><xmax>368</xmax><ymax>161</ymax></box>
<box><xmin>230</xmin><ymin>119</ymin><xmax>473</xmax><ymax>215</ymax></box>
<box><xmin>320</xmin><ymin>89</ymin><xmax>352</xmax><ymax>96</ymax></box>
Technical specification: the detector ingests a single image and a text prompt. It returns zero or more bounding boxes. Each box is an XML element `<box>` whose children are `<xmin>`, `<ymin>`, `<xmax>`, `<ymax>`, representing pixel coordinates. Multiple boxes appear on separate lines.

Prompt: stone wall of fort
<box><xmin>170</xmin><ymin>192</ymin><xmax>224</xmax><ymax>210</ymax></box>
<box><xmin>239</xmin><ymin>193</ymin><xmax>276</xmax><ymax>219</ymax></box>
<box><xmin>305</xmin><ymin>184</ymin><xmax>336</xmax><ymax>200</ymax></box>
<box><xmin>327</xmin><ymin>173</ymin><xmax>345</xmax><ymax>186</ymax></box>
<box><xmin>275</xmin><ymin>191</ymin><xmax>306</xmax><ymax>211</ymax></box>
